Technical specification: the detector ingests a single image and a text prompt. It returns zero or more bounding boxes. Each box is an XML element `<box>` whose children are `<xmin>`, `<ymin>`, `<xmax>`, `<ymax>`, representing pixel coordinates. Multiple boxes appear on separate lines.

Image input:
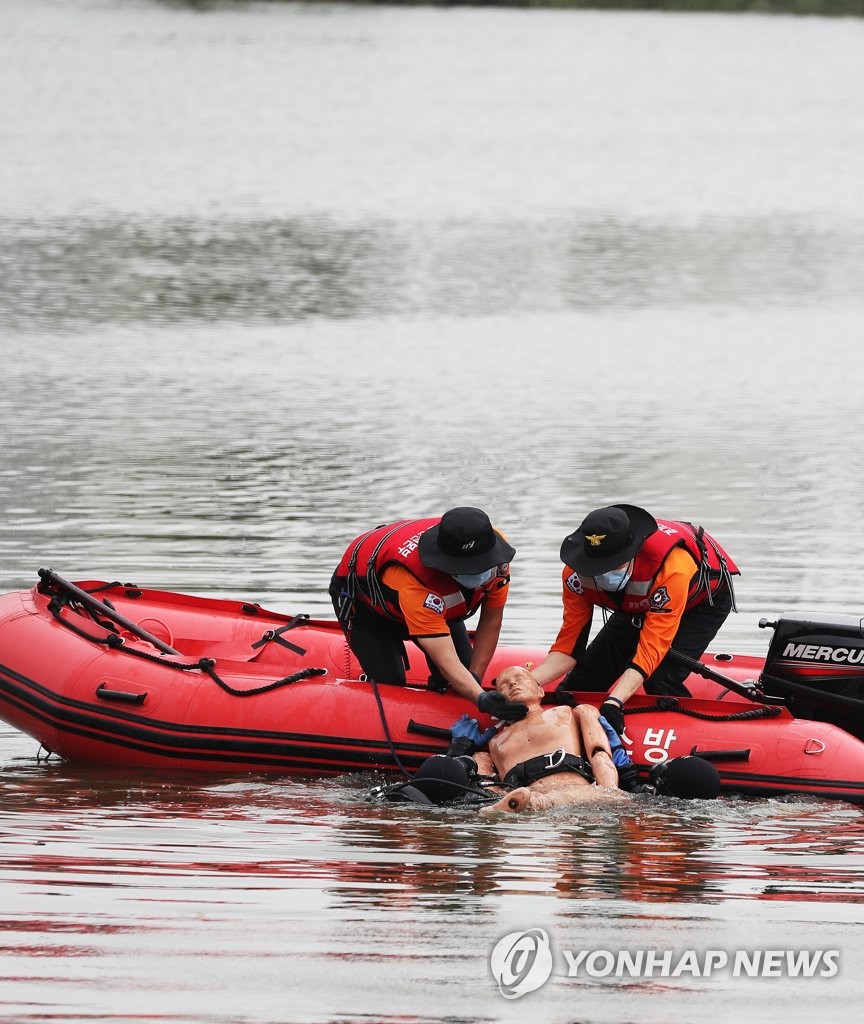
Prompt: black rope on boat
<box><xmin>196</xmin><ymin>658</ymin><xmax>327</xmax><ymax>697</ymax></box>
<box><xmin>38</xmin><ymin>576</ymin><xmax>125</xmax><ymax>597</ymax></box>
<box><xmin>47</xmin><ymin>598</ymin><xmax>122</xmax><ymax>642</ymax></box>
<box><xmin>104</xmin><ymin>632</ymin><xmax>330</xmax><ymax>695</ymax></box>
<box><xmin>102</xmin><ymin>642</ymin><xmax>327</xmax><ymax>695</ymax></box>
<box><xmin>82</xmin><ymin>581</ymin><xmax>126</xmax><ymax>594</ymax></box>
<box><xmin>46</xmin><ymin>599</ymin><xmax>327</xmax><ymax>695</ymax></box>
<box><xmin>47</xmin><ymin>594</ymin><xmax>103</xmax><ymax>626</ymax></box>
<box><xmin>40</xmin><ymin>569</ymin><xmax>180</xmax><ymax>655</ymax></box>
<box><xmin>623</xmin><ymin>696</ymin><xmax>782</xmax><ymax>723</ymax></box>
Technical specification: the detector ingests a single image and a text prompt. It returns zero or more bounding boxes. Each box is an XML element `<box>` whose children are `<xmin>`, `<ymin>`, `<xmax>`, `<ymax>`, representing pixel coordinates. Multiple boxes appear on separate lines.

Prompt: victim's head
<box><xmin>495</xmin><ymin>666</ymin><xmax>544</xmax><ymax>705</ymax></box>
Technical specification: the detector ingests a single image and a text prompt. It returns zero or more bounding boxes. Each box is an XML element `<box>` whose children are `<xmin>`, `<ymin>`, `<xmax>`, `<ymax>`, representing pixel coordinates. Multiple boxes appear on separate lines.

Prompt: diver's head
<box><xmin>649</xmin><ymin>756</ymin><xmax>721</xmax><ymax>800</ymax></box>
<box><xmin>410</xmin><ymin>754</ymin><xmax>473</xmax><ymax>804</ymax></box>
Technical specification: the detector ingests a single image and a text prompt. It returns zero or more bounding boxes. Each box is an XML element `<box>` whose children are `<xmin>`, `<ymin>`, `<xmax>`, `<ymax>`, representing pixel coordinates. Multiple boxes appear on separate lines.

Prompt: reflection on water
<box><xmin>2</xmin><ymin>751</ymin><xmax>863</xmax><ymax>1022</ymax></box>
<box><xmin>3</xmin><ymin>760</ymin><xmax>864</xmax><ymax>910</ymax></box>
<box><xmin>2</xmin><ymin>213</ymin><xmax>862</xmax><ymax>331</ymax></box>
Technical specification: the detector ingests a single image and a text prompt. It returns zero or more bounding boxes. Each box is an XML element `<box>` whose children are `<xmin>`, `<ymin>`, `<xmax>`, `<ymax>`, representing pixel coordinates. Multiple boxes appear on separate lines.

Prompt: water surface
<box><xmin>1</xmin><ymin>2</ymin><xmax>863</xmax><ymax>1022</ymax></box>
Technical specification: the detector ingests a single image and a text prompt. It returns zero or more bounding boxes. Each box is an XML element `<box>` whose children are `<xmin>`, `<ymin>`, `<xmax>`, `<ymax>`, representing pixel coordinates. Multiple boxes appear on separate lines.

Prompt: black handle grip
<box><xmin>407</xmin><ymin>719</ymin><xmax>450</xmax><ymax>740</ymax></box>
<box><xmin>688</xmin><ymin>746</ymin><xmax>751</xmax><ymax>762</ymax></box>
<box><xmin>96</xmin><ymin>683</ymin><xmax>147</xmax><ymax>706</ymax></box>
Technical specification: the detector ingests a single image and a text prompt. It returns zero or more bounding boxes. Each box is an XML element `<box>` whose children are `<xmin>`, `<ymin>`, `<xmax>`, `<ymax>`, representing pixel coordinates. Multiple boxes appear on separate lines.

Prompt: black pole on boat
<box><xmin>667</xmin><ymin>647</ymin><xmax>786</xmax><ymax>705</ymax></box>
<box><xmin>407</xmin><ymin>719</ymin><xmax>451</xmax><ymax>741</ymax></box>
<box><xmin>37</xmin><ymin>568</ymin><xmax>182</xmax><ymax>656</ymax></box>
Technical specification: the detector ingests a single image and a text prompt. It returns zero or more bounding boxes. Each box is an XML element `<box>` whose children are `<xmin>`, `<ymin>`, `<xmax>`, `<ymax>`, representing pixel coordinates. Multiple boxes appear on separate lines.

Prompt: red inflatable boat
<box><xmin>2</xmin><ymin>569</ymin><xmax>864</xmax><ymax>802</ymax></box>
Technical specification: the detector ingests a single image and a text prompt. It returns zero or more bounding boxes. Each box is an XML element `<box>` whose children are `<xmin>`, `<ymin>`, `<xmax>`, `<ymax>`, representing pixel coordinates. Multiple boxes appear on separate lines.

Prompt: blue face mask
<box><xmin>596</xmin><ymin>562</ymin><xmax>632</xmax><ymax>592</ymax></box>
<box><xmin>453</xmin><ymin>568</ymin><xmax>495</xmax><ymax>589</ymax></box>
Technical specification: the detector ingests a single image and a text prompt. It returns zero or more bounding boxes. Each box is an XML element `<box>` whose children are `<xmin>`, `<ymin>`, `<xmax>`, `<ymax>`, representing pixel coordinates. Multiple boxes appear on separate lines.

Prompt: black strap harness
<box><xmin>502</xmin><ymin>749</ymin><xmax>594</xmax><ymax>789</ymax></box>
<box><xmin>684</xmin><ymin>521</ymin><xmax>738</xmax><ymax>612</ymax></box>
<box><xmin>338</xmin><ymin>523</ymin><xmax>409</xmax><ymax>626</ymax></box>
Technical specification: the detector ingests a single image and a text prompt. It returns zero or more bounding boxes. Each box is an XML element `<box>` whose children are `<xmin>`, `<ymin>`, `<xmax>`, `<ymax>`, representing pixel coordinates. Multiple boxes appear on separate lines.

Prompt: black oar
<box><xmin>38</xmin><ymin>567</ymin><xmax>181</xmax><ymax>656</ymax></box>
<box><xmin>666</xmin><ymin>647</ymin><xmax>786</xmax><ymax>705</ymax></box>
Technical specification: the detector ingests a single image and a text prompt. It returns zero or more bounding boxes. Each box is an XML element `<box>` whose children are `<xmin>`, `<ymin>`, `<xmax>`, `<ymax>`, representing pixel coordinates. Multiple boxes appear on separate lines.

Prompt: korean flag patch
<box><xmin>424</xmin><ymin>592</ymin><xmax>445</xmax><ymax>614</ymax></box>
<box><xmin>565</xmin><ymin>571</ymin><xmax>584</xmax><ymax>595</ymax></box>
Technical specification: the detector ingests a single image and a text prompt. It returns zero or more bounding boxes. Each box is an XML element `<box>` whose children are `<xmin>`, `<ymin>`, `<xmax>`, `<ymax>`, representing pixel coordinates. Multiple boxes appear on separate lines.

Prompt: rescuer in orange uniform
<box><xmin>330</xmin><ymin>507</ymin><xmax>527</xmax><ymax>722</ymax></box>
<box><xmin>529</xmin><ymin>504</ymin><xmax>739</xmax><ymax>735</ymax></box>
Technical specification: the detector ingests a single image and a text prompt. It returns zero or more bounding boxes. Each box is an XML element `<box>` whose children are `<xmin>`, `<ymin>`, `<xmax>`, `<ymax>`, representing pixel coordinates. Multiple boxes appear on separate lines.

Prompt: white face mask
<box><xmin>453</xmin><ymin>568</ymin><xmax>495</xmax><ymax>589</ymax></box>
<box><xmin>596</xmin><ymin>561</ymin><xmax>633</xmax><ymax>592</ymax></box>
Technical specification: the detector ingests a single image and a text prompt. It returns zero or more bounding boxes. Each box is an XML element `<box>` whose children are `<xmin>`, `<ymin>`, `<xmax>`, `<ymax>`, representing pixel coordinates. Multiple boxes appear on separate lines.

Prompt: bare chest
<box><xmin>490</xmin><ymin>707</ymin><xmax>580</xmax><ymax>774</ymax></box>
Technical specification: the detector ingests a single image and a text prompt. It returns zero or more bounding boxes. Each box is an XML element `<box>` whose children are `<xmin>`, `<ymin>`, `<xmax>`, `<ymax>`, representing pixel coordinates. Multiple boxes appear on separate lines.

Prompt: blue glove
<box><xmin>447</xmin><ymin>714</ymin><xmax>497</xmax><ymax>756</ymax></box>
<box><xmin>598</xmin><ymin>715</ymin><xmax>633</xmax><ymax>768</ymax></box>
<box><xmin>451</xmin><ymin>714</ymin><xmax>496</xmax><ymax>745</ymax></box>
<box><xmin>599</xmin><ymin>713</ymin><xmax>641</xmax><ymax>792</ymax></box>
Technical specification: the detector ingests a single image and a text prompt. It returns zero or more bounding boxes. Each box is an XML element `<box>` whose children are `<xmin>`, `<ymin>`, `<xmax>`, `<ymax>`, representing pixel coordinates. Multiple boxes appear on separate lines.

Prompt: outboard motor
<box><xmin>759</xmin><ymin>613</ymin><xmax>864</xmax><ymax>740</ymax></box>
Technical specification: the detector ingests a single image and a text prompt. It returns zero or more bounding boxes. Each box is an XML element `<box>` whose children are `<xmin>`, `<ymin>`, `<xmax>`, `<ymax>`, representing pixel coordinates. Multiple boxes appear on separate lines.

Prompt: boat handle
<box><xmin>407</xmin><ymin>719</ymin><xmax>450</xmax><ymax>740</ymax></box>
<box><xmin>804</xmin><ymin>739</ymin><xmax>826</xmax><ymax>754</ymax></box>
<box><xmin>689</xmin><ymin>746</ymin><xmax>751</xmax><ymax>762</ymax></box>
<box><xmin>96</xmin><ymin>683</ymin><xmax>148</xmax><ymax>706</ymax></box>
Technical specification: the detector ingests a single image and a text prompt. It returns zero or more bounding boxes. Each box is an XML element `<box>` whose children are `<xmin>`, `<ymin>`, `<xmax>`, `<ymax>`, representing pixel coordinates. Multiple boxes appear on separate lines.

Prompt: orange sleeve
<box><xmin>380</xmin><ymin>564</ymin><xmax>510</xmax><ymax>637</ymax></box>
<box><xmin>630</xmin><ymin>546</ymin><xmax>698</xmax><ymax>679</ymax></box>
<box><xmin>550</xmin><ymin>566</ymin><xmax>594</xmax><ymax>657</ymax></box>
<box><xmin>482</xmin><ymin>573</ymin><xmax>510</xmax><ymax>610</ymax></box>
<box><xmin>381</xmin><ymin>564</ymin><xmax>451</xmax><ymax>637</ymax></box>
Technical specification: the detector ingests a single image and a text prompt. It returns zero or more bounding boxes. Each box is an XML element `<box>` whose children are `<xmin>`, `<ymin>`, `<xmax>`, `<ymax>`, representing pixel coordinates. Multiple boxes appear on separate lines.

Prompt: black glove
<box><xmin>616</xmin><ymin>763</ymin><xmax>641</xmax><ymax>792</ymax></box>
<box><xmin>599</xmin><ymin>696</ymin><xmax>625</xmax><ymax>736</ymax></box>
<box><xmin>477</xmin><ymin>690</ymin><xmax>528</xmax><ymax>722</ymax></box>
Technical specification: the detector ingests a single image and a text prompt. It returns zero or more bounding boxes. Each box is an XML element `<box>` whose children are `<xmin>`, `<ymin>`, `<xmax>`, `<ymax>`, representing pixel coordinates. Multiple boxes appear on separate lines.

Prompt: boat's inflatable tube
<box><xmin>1</xmin><ymin>571</ymin><xmax>863</xmax><ymax>802</ymax></box>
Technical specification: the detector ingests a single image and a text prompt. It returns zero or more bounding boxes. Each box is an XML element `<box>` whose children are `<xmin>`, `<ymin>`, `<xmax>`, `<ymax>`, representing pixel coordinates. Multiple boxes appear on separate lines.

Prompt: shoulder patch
<box><xmin>649</xmin><ymin>586</ymin><xmax>671</xmax><ymax>610</ymax></box>
<box><xmin>423</xmin><ymin>592</ymin><xmax>446</xmax><ymax>614</ymax></box>
<box><xmin>565</xmin><ymin>571</ymin><xmax>584</xmax><ymax>595</ymax></box>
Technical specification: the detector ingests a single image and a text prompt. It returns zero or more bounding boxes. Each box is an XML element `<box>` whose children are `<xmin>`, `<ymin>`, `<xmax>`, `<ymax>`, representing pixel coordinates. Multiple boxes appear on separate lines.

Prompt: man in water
<box><xmin>475</xmin><ymin>666</ymin><xmax>625</xmax><ymax>814</ymax></box>
<box><xmin>398</xmin><ymin>666</ymin><xmax>721</xmax><ymax>812</ymax></box>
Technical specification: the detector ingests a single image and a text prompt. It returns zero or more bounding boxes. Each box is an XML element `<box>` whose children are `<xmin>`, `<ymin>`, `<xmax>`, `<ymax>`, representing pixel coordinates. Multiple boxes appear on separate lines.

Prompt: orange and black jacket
<box><xmin>335</xmin><ymin>518</ymin><xmax>509</xmax><ymax>638</ymax></box>
<box><xmin>552</xmin><ymin>520</ymin><xmax>738</xmax><ymax>680</ymax></box>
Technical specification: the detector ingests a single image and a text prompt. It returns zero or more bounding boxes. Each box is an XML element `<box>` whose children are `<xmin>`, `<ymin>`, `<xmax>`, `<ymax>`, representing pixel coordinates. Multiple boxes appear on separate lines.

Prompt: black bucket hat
<box><xmin>560</xmin><ymin>504</ymin><xmax>657</xmax><ymax>575</ymax></box>
<box><xmin>418</xmin><ymin>507</ymin><xmax>515</xmax><ymax>575</ymax></box>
